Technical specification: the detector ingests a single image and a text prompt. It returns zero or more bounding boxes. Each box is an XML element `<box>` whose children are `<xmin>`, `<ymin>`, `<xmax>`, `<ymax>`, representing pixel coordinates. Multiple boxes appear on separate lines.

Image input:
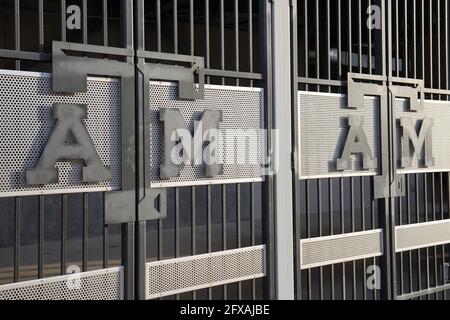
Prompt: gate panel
<box><xmin>293</xmin><ymin>0</ymin><xmax>387</xmax><ymax>300</ymax></box>
<box><xmin>0</xmin><ymin>0</ymin><xmax>132</xmax><ymax>299</ymax></box>
<box><xmin>389</xmin><ymin>0</ymin><xmax>450</xmax><ymax>300</ymax></box>
<box><xmin>136</xmin><ymin>0</ymin><xmax>272</xmax><ymax>300</ymax></box>
<box><xmin>293</xmin><ymin>0</ymin><xmax>450</xmax><ymax>300</ymax></box>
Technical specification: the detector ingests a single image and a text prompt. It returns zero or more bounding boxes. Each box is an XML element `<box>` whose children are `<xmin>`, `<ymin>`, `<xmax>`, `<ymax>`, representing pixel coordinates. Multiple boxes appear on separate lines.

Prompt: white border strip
<box><xmin>300</xmin><ymin>229</ymin><xmax>383</xmax><ymax>269</ymax></box>
<box><xmin>395</xmin><ymin>219</ymin><xmax>450</xmax><ymax>252</ymax></box>
<box><xmin>145</xmin><ymin>245</ymin><xmax>266</xmax><ymax>299</ymax></box>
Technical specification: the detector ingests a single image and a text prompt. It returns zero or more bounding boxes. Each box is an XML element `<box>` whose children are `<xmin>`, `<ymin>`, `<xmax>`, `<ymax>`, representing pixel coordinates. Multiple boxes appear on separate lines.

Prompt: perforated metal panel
<box><xmin>298</xmin><ymin>91</ymin><xmax>380</xmax><ymax>179</ymax></box>
<box><xmin>299</xmin><ymin>229</ymin><xmax>383</xmax><ymax>269</ymax></box>
<box><xmin>395</xmin><ymin>98</ymin><xmax>450</xmax><ymax>174</ymax></box>
<box><xmin>0</xmin><ymin>69</ymin><xmax>121</xmax><ymax>197</ymax></box>
<box><xmin>395</xmin><ymin>219</ymin><xmax>450</xmax><ymax>252</ymax></box>
<box><xmin>145</xmin><ymin>245</ymin><xmax>266</xmax><ymax>299</ymax></box>
<box><xmin>0</xmin><ymin>267</ymin><xmax>123</xmax><ymax>300</ymax></box>
<box><xmin>149</xmin><ymin>81</ymin><xmax>264</xmax><ymax>187</ymax></box>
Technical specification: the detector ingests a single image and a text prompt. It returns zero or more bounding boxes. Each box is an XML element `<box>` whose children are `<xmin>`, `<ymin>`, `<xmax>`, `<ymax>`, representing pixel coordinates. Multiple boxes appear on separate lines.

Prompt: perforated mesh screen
<box><xmin>395</xmin><ymin>98</ymin><xmax>450</xmax><ymax>174</ymax></box>
<box><xmin>0</xmin><ymin>267</ymin><xmax>123</xmax><ymax>300</ymax></box>
<box><xmin>149</xmin><ymin>82</ymin><xmax>264</xmax><ymax>187</ymax></box>
<box><xmin>300</xmin><ymin>230</ymin><xmax>383</xmax><ymax>269</ymax></box>
<box><xmin>298</xmin><ymin>92</ymin><xmax>380</xmax><ymax>179</ymax></box>
<box><xmin>395</xmin><ymin>219</ymin><xmax>450</xmax><ymax>252</ymax></box>
<box><xmin>0</xmin><ymin>70</ymin><xmax>121</xmax><ymax>197</ymax></box>
<box><xmin>145</xmin><ymin>245</ymin><xmax>265</xmax><ymax>299</ymax></box>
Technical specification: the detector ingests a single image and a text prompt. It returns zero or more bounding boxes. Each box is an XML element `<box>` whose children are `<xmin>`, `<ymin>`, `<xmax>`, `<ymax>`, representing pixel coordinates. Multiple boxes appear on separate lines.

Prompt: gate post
<box><xmin>271</xmin><ymin>0</ymin><xmax>295</xmax><ymax>300</ymax></box>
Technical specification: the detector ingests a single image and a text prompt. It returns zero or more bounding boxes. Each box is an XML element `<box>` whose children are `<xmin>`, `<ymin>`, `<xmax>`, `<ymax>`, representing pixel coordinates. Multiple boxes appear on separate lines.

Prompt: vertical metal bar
<box><xmin>404</xmin><ymin>0</ymin><xmax>408</xmax><ymax>77</ymax></box>
<box><xmin>82</xmin><ymin>193</ymin><xmax>88</xmax><ymax>272</ymax></box>
<box><xmin>446</xmin><ymin>0</ymin><xmax>449</xmax><ymax>98</ymax></box>
<box><xmin>368</xmin><ymin>0</ymin><xmax>372</xmax><ymax>74</ymax></box>
<box><xmin>305</xmin><ymin>0</ymin><xmax>309</xmax><ymax>89</ymax></box>
<box><xmin>361</xmin><ymin>177</ymin><xmax>367</xmax><ymax>300</ymax></box>
<box><xmin>425</xmin><ymin>174</ymin><xmax>430</xmax><ymax>291</ymax></box>
<box><xmin>371</xmin><ymin>191</ymin><xmax>376</xmax><ymax>300</ymax></box>
<box><xmin>348</xmin><ymin>0</ymin><xmax>352</xmax><ymax>73</ymax></box>
<box><xmin>174</xmin><ymin>0</ymin><xmax>178</xmax><ymax>54</ymax></box>
<box><xmin>413</xmin><ymin>0</ymin><xmax>416</xmax><ymax>79</ymax></box>
<box><xmin>83</xmin><ymin>0</ymin><xmax>87</xmax><ymax>43</ymax></box>
<box><xmin>306</xmin><ymin>180</ymin><xmax>312</xmax><ymax>299</ymax></box>
<box><xmin>175</xmin><ymin>188</ymin><xmax>180</xmax><ymax>259</ymax></box>
<box><xmin>192</xmin><ymin>186</ymin><xmax>197</xmax><ymax>300</ymax></box>
<box><xmin>61</xmin><ymin>0</ymin><xmax>66</xmax><ymax>42</ymax></box>
<box><xmin>329</xmin><ymin>178</ymin><xmax>334</xmax><ymax>299</ymax></box>
<box><xmin>103</xmin><ymin>0</ymin><xmax>108</xmax><ymax>46</ymax></box>
<box><xmin>429</xmin><ymin>0</ymin><xmax>433</xmax><ymax>95</ymax></box>
<box><xmin>250</xmin><ymin>182</ymin><xmax>256</xmax><ymax>299</ymax></box>
<box><xmin>136</xmin><ymin>220</ymin><xmax>146</xmax><ymax>300</ymax></box>
<box><xmin>422</xmin><ymin>0</ymin><xmax>425</xmax><ymax>82</ymax></box>
<box><xmin>205</xmin><ymin>0</ymin><xmax>210</xmax><ymax>83</ymax></box>
<box><xmin>249</xmin><ymin>0</ymin><xmax>253</xmax><ymax>87</ymax></box>
<box><xmin>318</xmin><ymin>180</ymin><xmax>323</xmax><ymax>300</ymax></box>
<box><xmin>316</xmin><ymin>0</ymin><xmax>320</xmax><ymax>91</ymax></box>
<box><xmin>235</xmin><ymin>0</ymin><xmax>239</xmax><ymax>86</ymax></box>
<box><xmin>14</xmin><ymin>197</ymin><xmax>20</xmax><ymax>282</ymax></box>
<box><xmin>175</xmin><ymin>187</ymin><xmax>180</xmax><ymax>300</ymax></box>
<box><xmin>395</xmin><ymin>0</ymin><xmax>399</xmax><ymax>77</ymax></box>
<box><xmin>38</xmin><ymin>0</ymin><xmax>44</xmax><ymax>52</ymax></box>
<box><xmin>351</xmin><ymin>178</ymin><xmax>356</xmax><ymax>299</ymax></box>
<box><xmin>157</xmin><ymin>0</ymin><xmax>161</xmax><ymax>51</ymax></box>
<box><xmin>340</xmin><ymin>178</ymin><xmax>345</xmax><ymax>300</ymax></box>
<box><xmin>437</xmin><ymin>0</ymin><xmax>441</xmax><ymax>97</ymax></box>
<box><xmin>273</xmin><ymin>0</ymin><xmax>294</xmax><ymax>300</ymax></box>
<box><xmin>121</xmin><ymin>223</ymin><xmax>135</xmax><ymax>300</ymax></box>
<box><xmin>221</xmin><ymin>0</ymin><xmax>225</xmax><ymax>85</ymax></box>
<box><xmin>207</xmin><ymin>185</ymin><xmax>212</xmax><ymax>300</ymax></box>
<box><xmin>399</xmin><ymin>192</ymin><xmax>404</xmax><ymax>296</ymax></box>
<box><xmin>190</xmin><ymin>0</ymin><xmax>194</xmax><ymax>55</ymax></box>
<box><xmin>358</xmin><ymin>0</ymin><xmax>362</xmax><ymax>73</ymax></box>
<box><xmin>237</xmin><ymin>184</ymin><xmax>242</xmax><ymax>299</ymax></box>
<box><xmin>158</xmin><ymin>218</ymin><xmax>163</xmax><ymax>261</ymax></box>
<box><xmin>14</xmin><ymin>0</ymin><xmax>20</xmax><ymax>70</ymax></box>
<box><xmin>382</xmin><ymin>0</ymin><xmax>386</xmax><ymax>77</ymax></box>
<box><xmin>222</xmin><ymin>184</ymin><xmax>227</xmax><ymax>299</ymax></box>
<box><xmin>407</xmin><ymin>175</ymin><xmax>413</xmax><ymax>294</ymax></box>
<box><xmin>103</xmin><ymin>224</ymin><xmax>108</xmax><ymax>268</ymax></box>
<box><xmin>38</xmin><ymin>196</ymin><xmax>44</xmax><ymax>279</ymax></box>
<box><xmin>432</xmin><ymin>174</ymin><xmax>438</xmax><ymax>298</ymax></box>
<box><xmin>327</xmin><ymin>0</ymin><xmax>330</xmax><ymax>92</ymax></box>
<box><xmin>338</xmin><ymin>0</ymin><xmax>342</xmax><ymax>78</ymax></box>
<box><xmin>416</xmin><ymin>174</ymin><xmax>422</xmax><ymax>293</ymax></box>
<box><xmin>440</xmin><ymin>173</ymin><xmax>445</xmax><ymax>289</ymax></box>
<box><xmin>261</xmin><ymin>0</ymin><xmax>275</xmax><ymax>300</ymax></box>
<box><xmin>61</xmin><ymin>194</ymin><xmax>67</xmax><ymax>274</ymax></box>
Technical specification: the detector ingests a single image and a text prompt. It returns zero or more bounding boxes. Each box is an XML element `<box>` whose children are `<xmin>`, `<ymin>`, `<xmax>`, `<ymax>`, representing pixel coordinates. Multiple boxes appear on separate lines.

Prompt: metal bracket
<box><xmin>52</xmin><ymin>41</ymin><xmax>137</xmax><ymax>224</ymax></box>
<box><xmin>348</xmin><ymin>74</ymin><xmax>424</xmax><ymax>198</ymax></box>
<box><xmin>136</xmin><ymin>50</ymin><xmax>205</xmax><ymax>100</ymax></box>
<box><xmin>347</xmin><ymin>73</ymin><xmax>393</xmax><ymax>199</ymax></box>
<box><xmin>389</xmin><ymin>80</ymin><xmax>424</xmax><ymax>197</ymax></box>
<box><xmin>134</xmin><ymin>51</ymin><xmax>205</xmax><ymax>221</ymax></box>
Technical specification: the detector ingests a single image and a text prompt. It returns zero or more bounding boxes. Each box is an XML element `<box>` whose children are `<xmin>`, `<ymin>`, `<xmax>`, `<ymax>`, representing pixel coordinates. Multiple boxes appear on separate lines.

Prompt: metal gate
<box><xmin>292</xmin><ymin>0</ymin><xmax>450</xmax><ymax>300</ymax></box>
<box><xmin>0</xmin><ymin>0</ymin><xmax>274</xmax><ymax>300</ymax></box>
<box><xmin>1</xmin><ymin>0</ymin><xmax>450</xmax><ymax>301</ymax></box>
